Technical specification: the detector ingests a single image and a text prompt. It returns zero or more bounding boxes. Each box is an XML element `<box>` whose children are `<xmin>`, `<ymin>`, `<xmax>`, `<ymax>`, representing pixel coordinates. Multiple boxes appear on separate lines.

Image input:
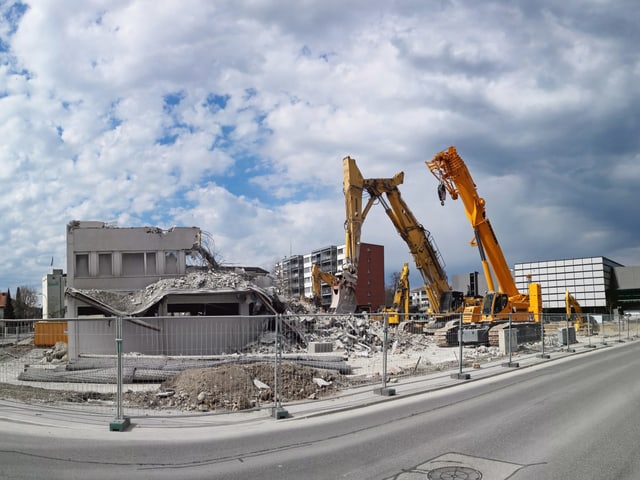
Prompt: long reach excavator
<box><xmin>313</xmin><ymin>156</ymin><xmax>467</xmax><ymax>318</ymax></box>
<box><xmin>426</xmin><ymin>146</ymin><xmax>543</xmax><ymax>346</ymax></box>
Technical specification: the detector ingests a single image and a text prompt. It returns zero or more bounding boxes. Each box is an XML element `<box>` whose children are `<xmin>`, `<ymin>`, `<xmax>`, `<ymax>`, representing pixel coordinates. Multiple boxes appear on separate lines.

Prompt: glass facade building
<box><xmin>514</xmin><ymin>256</ymin><xmax>623</xmax><ymax>311</ymax></box>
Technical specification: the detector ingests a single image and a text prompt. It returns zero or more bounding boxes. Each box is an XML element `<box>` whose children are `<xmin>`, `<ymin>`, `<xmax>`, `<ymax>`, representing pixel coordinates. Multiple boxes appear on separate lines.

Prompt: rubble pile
<box><xmin>278</xmin><ymin>316</ymin><xmax>435</xmax><ymax>356</ymax></box>
<box><xmin>124</xmin><ymin>361</ymin><xmax>347</xmax><ymax>412</ymax></box>
<box><xmin>74</xmin><ymin>270</ymin><xmax>265</xmax><ymax>315</ymax></box>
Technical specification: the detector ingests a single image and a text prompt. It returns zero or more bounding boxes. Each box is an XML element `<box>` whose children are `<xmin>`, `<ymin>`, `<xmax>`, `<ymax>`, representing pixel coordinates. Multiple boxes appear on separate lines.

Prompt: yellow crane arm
<box><xmin>426</xmin><ymin>146</ymin><xmax>519</xmax><ymax>298</ymax></box>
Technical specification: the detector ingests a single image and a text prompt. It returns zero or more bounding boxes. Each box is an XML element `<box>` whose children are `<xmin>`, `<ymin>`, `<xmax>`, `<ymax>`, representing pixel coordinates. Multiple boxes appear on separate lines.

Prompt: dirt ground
<box><xmin>124</xmin><ymin>362</ymin><xmax>349</xmax><ymax>412</ymax></box>
<box><xmin>0</xmin><ymin>340</ymin><xmax>352</xmax><ymax>412</ymax></box>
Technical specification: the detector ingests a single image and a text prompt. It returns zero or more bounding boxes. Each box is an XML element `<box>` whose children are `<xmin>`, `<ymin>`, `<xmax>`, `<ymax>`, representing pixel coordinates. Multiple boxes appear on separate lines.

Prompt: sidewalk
<box><xmin>1</xmin><ymin>339</ymin><xmax>625</xmax><ymax>439</ymax></box>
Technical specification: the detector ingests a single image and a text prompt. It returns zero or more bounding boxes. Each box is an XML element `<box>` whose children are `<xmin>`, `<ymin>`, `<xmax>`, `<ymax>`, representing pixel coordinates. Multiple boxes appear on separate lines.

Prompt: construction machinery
<box><xmin>426</xmin><ymin>146</ymin><xmax>542</xmax><ymax>346</ymax></box>
<box><xmin>311</xmin><ymin>263</ymin><xmax>357</xmax><ymax>313</ymax></box>
<box><xmin>315</xmin><ymin>156</ymin><xmax>469</xmax><ymax>318</ymax></box>
<box><xmin>379</xmin><ymin>262</ymin><xmax>411</xmax><ymax>325</ymax></box>
<box><xmin>566</xmin><ymin>290</ymin><xmax>599</xmax><ymax>335</ymax></box>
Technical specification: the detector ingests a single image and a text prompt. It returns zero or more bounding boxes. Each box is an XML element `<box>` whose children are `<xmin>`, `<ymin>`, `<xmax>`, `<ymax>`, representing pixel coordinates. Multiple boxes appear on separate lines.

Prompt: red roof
<box><xmin>0</xmin><ymin>292</ymin><xmax>6</xmax><ymax>308</ymax></box>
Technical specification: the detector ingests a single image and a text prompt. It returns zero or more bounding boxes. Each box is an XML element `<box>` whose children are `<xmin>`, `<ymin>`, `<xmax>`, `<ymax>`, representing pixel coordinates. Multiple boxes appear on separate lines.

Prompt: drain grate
<box><xmin>427</xmin><ymin>466</ymin><xmax>483</xmax><ymax>479</ymax></box>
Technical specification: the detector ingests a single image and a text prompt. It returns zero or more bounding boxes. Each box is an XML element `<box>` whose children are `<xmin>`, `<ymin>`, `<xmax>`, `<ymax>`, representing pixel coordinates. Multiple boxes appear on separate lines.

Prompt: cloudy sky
<box><xmin>1</xmin><ymin>0</ymin><xmax>639</xmax><ymax>295</ymax></box>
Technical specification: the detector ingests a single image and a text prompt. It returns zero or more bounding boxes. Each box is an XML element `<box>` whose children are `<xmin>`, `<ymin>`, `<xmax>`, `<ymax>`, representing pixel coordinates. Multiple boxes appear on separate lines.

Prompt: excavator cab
<box><xmin>439</xmin><ymin>291</ymin><xmax>465</xmax><ymax>313</ymax></box>
<box><xmin>481</xmin><ymin>292</ymin><xmax>509</xmax><ymax>318</ymax></box>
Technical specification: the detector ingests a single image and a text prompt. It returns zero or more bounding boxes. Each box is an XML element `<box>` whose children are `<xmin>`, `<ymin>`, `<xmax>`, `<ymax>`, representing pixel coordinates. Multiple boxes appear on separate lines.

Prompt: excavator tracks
<box><xmin>487</xmin><ymin>322</ymin><xmax>541</xmax><ymax>346</ymax></box>
<box><xmin>434</xmin><ymin>322</ymin><xmax>542</xmax><ymax>347</ymax></box>
<box><xmin>434</xmin><ymin>323</ymin><xmax>459</xmax><ymax>347</ymax></box>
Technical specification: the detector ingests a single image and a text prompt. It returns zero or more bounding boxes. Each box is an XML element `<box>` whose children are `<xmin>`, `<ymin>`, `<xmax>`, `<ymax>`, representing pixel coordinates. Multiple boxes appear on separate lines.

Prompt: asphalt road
<box><xmin>1</xmin><ymin>340</ymin><xmax>639</xmax><ymax>479</ymax></box>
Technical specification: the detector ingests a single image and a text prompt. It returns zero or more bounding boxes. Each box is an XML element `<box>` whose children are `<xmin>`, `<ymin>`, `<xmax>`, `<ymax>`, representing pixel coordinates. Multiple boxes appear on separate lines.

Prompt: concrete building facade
<box><xmin>0</xmin><ymin>292</ymin><xmax>6</xmax><ymax>320</ymax></box>
<box><xmin>411</xmin><ymin>256</ymin><xmax>634</xmax><ymax>315</ymax></box>
<box><xmin>42</xmin><ymin>269</ymin><xmax>67</xmax><ymax>319</ymax></box>
<box><xmin>65</xmin><ymin>221</ymin><xmax>270</xmax><ymax>359</ymax></box>
<box><xmin>66</xmin><ymin>221</ymin><xmax>200</xmax><ymax>294</ymax></box>
<box><xmin>613</xmin><ymin>265</ymin><xmax>640</xmax><ymax>313</ymax></box>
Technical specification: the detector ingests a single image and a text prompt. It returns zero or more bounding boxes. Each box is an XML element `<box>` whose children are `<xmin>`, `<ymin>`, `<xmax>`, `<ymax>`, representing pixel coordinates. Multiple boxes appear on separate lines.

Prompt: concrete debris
<box><xmin>41</xmin><ymin>341</ymin><xmax>68</xmax><ymax>364</ymax></box>
<box><xmin>312</xmin><ymin>377</ymin><xmax>332</xmax><ymax>387</ymax></box>
<box><xmin>253</xmin><ymin>378</ymin><xmax>271</xmax><ymax>390</ymax></box>
<box><xmin>66</xmin><ymin>270</ymin><xmax>284</xmax><ymax>316</ymax></box>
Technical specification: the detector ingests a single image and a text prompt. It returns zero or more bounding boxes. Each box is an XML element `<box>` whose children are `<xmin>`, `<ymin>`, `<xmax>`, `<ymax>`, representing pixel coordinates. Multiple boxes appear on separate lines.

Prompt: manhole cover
<box><xmin>427</xmin><ymin>466</ymin><xmax>482</xmax><ymax>480</ymax></box>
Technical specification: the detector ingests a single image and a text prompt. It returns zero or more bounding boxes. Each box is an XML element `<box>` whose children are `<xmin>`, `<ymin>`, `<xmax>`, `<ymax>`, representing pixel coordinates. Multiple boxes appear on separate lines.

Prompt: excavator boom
<box><xmin>427</xmin><ymin>146</ymin><xmax>518</xmax><ymax>297</ymax></box>
<box><xmin>426</xmin><ymin>146</ymin><xmax>542</xmax><ymax>345</ymax></box>
<box><xmin>566</xmin><ymin>290</ymin><xmax>598</xmax><ymax>334</ymax></box>
<box><xmin>315</xmin><ymin>156</ymin><xmax>461</xmax><ymax>315</ymax></box>
<box><xmin>345</xmin><ymin>156</ymin><xmax>460</xmax><ymax>314</ymax></box>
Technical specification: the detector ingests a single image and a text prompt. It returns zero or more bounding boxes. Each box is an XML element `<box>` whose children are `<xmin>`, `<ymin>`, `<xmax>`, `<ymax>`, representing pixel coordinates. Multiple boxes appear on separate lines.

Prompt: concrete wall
<box><xmin>67</xmin><ymin>316</ymin><xmax>270</xmax><ymax>357</ymax></box>
<box><xmin>66</xmin><ymin>221</ymin><xmax>202</xmax><ymax>317</ymax></box>
<box><xmin>66</xmin><ymin>221</ymin><xmax>200</xmax><ymax>291</ymax></box>
<box><xmin>65</xmin><ymin>288</ymin><xmax>267</xmax><ymax>359</ymax></box>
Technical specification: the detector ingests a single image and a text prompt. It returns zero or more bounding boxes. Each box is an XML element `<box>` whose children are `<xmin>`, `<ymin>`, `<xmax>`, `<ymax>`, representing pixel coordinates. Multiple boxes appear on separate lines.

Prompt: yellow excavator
<box><xmin>426</xmin><ymin>146</ymin><xmax>542</xmax><ymax>346</ymax></box>
<box><xmin>314</xmin><ymin>155</ymin><xmax>469</xmax><ymax>317</ymax></box>
<box><xmin>378</xmin><ymin>262</ymin><xmax>411</xmax><ymax>325</ymax></box>
<box><xmin>566</xmin><ymin>290</ymin><xmax>599</xmax><ymax>335</ymax></box>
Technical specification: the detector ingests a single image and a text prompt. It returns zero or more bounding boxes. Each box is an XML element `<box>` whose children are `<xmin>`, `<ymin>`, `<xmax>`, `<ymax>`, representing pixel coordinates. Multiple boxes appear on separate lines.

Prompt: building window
<box><xmin>75</xmin><ymin>254</ymin><xmax>89</xmax><ymax>277</ymax></box>
<box><xmin>98</xmin><ymin>253</ymin><xmax>112</xmax><ymax>277</ymax></box>
<box><xmin>146</xmin><ymin>252</ymin><xmax>157</xmax><ymax>275</ymax></box>
<box><xmin>123</xmin><ymin>253</ymin><xmax>145</xmax><ymax>275</ymax></box>
<box><xmin>165</xmin><ymin>251</ymin><xmax>178</xmax><ymax>274</ymax></box>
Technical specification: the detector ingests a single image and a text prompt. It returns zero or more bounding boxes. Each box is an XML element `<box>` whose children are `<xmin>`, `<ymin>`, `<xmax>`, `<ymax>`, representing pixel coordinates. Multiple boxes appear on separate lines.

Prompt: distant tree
<box><xmin>15</xmin><ymin>287</ymin><xmax>23</xmax><ymax>318</ymax></box>
<box><xmin>14</xmin><ymin>286</ymin><xmax>40</xmax><ymax>319</ymax></box>
<box><xmin>385</xmin><ymin>271</ymin><xmax>401</xmax><ymax>307</ymax></box>
<box><xmin>4</xmin><ymin>289</ymin><xmax>15</xmax><ymax>319</ymax></box>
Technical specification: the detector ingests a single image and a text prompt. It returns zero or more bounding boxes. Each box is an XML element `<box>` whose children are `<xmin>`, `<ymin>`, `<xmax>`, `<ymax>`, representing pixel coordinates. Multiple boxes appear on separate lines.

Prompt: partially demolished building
<box><xmin>65</xmin><ymin>221</ymin><xmax>280</xmax><ymax>360</ymax></box>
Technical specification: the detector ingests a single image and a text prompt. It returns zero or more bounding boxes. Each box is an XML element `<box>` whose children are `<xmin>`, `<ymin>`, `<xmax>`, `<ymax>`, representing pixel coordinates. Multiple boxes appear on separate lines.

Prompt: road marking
<box><xmin>388</xmin><ymin>452</ymin><xmax>524</xmax><ymax>479</ymax></box>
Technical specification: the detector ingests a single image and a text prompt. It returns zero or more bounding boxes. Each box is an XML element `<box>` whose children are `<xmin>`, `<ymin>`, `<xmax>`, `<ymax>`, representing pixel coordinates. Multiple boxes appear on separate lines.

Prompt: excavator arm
<box><xmin>566</xmin><ymin>290</ymin><xmax>598</xmax><ymax>334</ymax></box>
<box><xmin>380</xmin><ymin>262</ymin><xmax>411</xmax><ymax>325</ymax></box>
<box><xmin>345</xmin><ymin>156</ymin><xmax>458</xmax><ymax>314</ymax></box>
<box><xmin>315</xmin><ymin>155</ymin><xmax>463</xmax><ymax>315</ymax></box>
<box><xmin>311</xmin><ymin>263</ymin><xmax>356</xmax><ymax>313</ymax></box>
<box><xmin>426</xmin><ymin>146</ymin><xmax>541</xmax><ymax>323</ymax></box>
<box><xmin>427</xmin><ymin>146</ymin><xmax>516</xmax><ymax>297</ymax></box>
<box><xmin>393</xmin><ymin>262</ymin><xmax>411</xmax><ymax>315</ymax></box>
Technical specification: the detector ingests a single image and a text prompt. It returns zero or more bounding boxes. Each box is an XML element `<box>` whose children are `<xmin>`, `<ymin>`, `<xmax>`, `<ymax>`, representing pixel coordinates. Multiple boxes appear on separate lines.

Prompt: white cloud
<box><xmin>0</xmin><ymin>0</ymin><xmax>639</xmax><ymax>294</ymax></box>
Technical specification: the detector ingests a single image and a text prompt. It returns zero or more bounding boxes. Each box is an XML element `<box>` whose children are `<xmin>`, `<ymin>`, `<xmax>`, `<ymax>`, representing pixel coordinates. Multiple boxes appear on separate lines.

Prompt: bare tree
<box><xmin>14</xmin><ymin>286</ymin><xmax>40</xmax><ymax>319</ymax></box>
<box><xmin>385</xmin><ymin>271</ymin><xmax>401</xmax><ymax>307</ymax></box>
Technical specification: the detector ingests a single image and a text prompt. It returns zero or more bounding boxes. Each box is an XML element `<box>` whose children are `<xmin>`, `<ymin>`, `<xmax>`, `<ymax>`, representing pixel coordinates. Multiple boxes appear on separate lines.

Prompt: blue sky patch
<box><xmin>3</xmin><ymin>2</ymin><xmax>28</xmax><ymax>36</ymax></box>
<box><xmin>163</xmin><ymin>91</ymin><xmax>185</xmax><ymax>114</ymax></box>
<box><xmin>205</xmin><ymin>93</ymin><xmax>230</xmax><ymax>112</ymax></box>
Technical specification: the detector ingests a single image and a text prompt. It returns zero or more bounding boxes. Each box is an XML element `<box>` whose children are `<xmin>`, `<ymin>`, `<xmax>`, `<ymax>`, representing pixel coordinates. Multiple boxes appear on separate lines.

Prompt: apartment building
<box><xmin>277</xmin><ymin>242</ymin><xmax>385</xmax><ymax>311</ymax></box>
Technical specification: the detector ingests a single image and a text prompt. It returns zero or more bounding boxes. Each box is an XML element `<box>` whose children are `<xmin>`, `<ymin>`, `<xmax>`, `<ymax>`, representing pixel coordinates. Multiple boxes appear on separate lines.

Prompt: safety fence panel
<box><xmin>0</xmin><ymin>318</ymin><xmax>118</xmax><ymax>416</ymax></box>
<box><xmin>3</xmin><ymin>312</ymin><xmax>637</xmax><ymax>420</ymax></box>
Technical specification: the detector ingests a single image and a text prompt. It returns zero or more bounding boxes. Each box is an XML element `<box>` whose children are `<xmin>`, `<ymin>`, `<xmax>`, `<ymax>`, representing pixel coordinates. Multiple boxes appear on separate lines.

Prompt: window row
<box><xmin>75</xmin><ymin>251</ymin><xmax>180</xmax><ymax>278</ymax></box>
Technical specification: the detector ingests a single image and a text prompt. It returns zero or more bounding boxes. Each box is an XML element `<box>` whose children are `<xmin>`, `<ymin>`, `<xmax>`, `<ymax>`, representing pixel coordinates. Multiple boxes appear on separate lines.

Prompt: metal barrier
<box><xmin>1</xmin><ymin>313</ymin><xmax>637</xmax><ymax>425</ymax></box>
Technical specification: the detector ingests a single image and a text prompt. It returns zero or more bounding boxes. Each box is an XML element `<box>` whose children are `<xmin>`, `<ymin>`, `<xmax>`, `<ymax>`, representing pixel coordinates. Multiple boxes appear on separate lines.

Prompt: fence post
<box><xmin>617</xmin><ymin>313</ymin><xmax>624</xmax><ymax>343</ymax></box>
<box><xmin>502</xmin><ymin>314</ymin><xmax>519</xmax><ymax>368</ymax></box>
<box><xmin>109</xmin><ymin>316</ymin><xmax>130</xmax><ymax>431</ymax></box>
<box><xmin>538</xmin><ymin>314</ymin><xmax>550</xmax><ymax>359</ymax></box>
<box><xmin>451</xmin><ymin>313</ymin><xmax>470</xmax><ymax>380</ymax></box>
<box><xmin>271</xmin><ymin>314</ymin><xmax>289</xmax><ymax>419</ymax></box>
<box><xmin>374</xmin><ymin>312</ymin><xmax>395</xmax><ymax>396</ymax></box>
